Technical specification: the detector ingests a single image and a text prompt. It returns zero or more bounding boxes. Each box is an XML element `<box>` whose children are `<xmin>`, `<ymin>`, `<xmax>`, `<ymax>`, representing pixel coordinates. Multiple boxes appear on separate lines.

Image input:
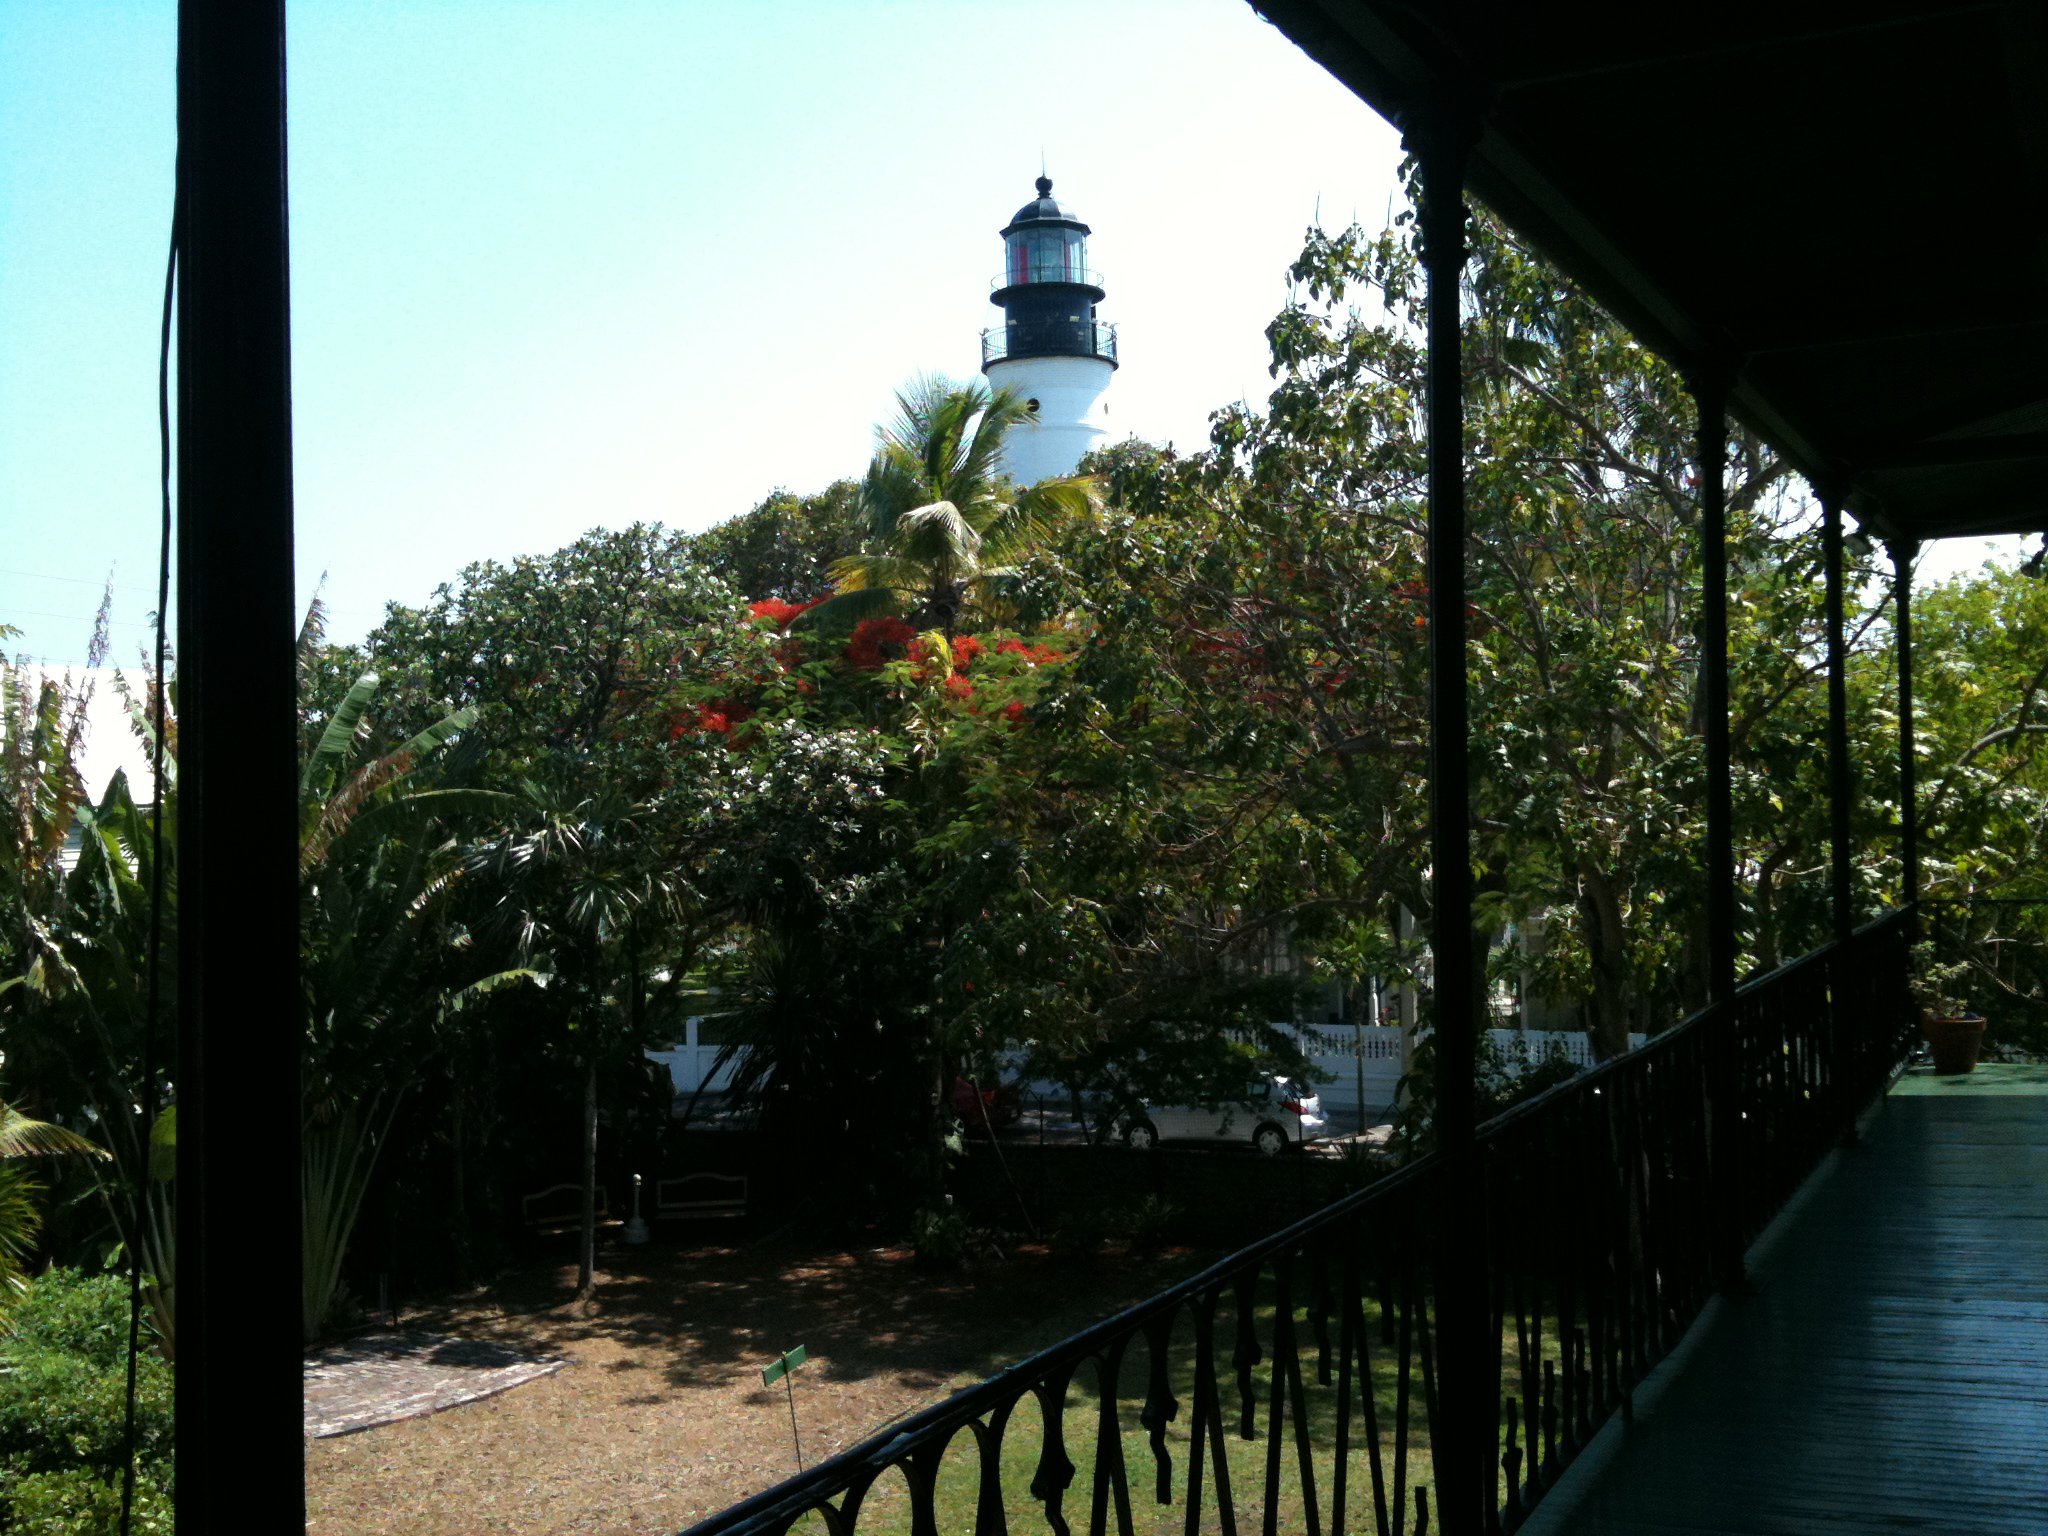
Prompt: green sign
<box><xmin>762</xmin><ymin>1344</ymin><xmax>808</xmax><ymax>1387</ymax></box>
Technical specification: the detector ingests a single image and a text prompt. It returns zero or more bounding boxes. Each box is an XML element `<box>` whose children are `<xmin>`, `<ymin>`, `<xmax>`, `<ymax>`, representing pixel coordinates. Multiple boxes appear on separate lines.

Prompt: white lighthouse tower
<box><xmin>980</xmin><ymin>176</ymin><xmax>1117</xmax><ymax>484</ymax></box>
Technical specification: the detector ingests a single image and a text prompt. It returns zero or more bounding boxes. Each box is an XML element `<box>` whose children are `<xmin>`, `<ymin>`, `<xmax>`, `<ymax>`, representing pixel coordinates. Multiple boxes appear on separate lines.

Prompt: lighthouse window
<box><xmin>1033</xmin><ymin>232</ymin><xmax>1063</xmax><ymax>280</ymax></box>
<box><xmin>1007</xmin><ymin>229</ymin><xmax>1088</xmax><ymax>285</ymax></box>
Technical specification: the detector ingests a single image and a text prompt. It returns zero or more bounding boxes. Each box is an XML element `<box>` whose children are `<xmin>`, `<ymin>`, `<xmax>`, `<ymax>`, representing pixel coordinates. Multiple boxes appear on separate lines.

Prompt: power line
<box><xmin>2</xmin><ymin>606</ymin><xmax>159</xmax><ymax>627</ymax></box>
<box><xmin>0</xmin><ymin>565</ymin><xmax>160</xmax><ymax>594</ymax></box>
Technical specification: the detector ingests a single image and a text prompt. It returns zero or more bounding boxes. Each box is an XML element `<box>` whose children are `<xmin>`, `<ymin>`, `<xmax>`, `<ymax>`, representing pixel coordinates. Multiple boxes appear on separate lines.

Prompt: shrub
<box><xmin>910</xmin><ymin>1204</ymin><xmax>969</xmax><ymax>1269</ymax></box>
<box><xmin>5</xmin><ymin>1469</ymin><xmax>172</xmax><ymax>1536</ymax></box>
<box><xmin>1101</xmin><ymin>1194</ymin><xmax>1179</xmax><ymax>1247</ymax></box>
<box><xmin>2</xmin><ymin>1271</ymin><xmax>133</xmax><ymax>1370</ymax></box>
<box><xmin>0</xmin><ymin>1270</ymin><xmax>173</xmax><ymax>1534</ymax></box>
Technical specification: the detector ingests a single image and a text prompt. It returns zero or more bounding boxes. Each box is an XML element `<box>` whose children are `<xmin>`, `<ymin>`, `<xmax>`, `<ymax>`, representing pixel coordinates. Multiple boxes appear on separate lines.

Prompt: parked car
<box><xmin>1119</xmin><ymin>1075</ymin><xmax>1327</xmax><ymax>1156</ymax></box>
<box><xmin>950</xmin><ymin>1075</ymin><xmax>1021</xmax><ymax>1136</ymax></box>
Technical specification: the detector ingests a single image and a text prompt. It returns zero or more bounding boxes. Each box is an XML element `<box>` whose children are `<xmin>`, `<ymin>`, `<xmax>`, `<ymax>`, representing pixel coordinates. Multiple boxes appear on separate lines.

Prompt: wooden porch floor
<box><xmin>1536</xmin><ymin>1062</ymin><xmax>2048</xmax><ymax>1536</ymax></box>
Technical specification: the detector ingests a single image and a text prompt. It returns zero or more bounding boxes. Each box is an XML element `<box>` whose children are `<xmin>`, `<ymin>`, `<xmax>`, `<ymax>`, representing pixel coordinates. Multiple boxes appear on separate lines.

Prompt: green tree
<box><xmin>1908</xmin><ymin>556</ymin><xmax>2048</xmax><ymax>1056</ymax></box>
<box><xmin>1089</xmin><ymin>191</ymin><xmax>1902</xmax><ymax>1065</ymax></box>
<box><xmin>367</xmin><ymin>526</ymin><xmax>747</xmax><ymax>1298</ymax></box>
<box><xmin>689</xmin><ymin>480</ymin><xmax>865</xmax><ymax>602</ymax></box>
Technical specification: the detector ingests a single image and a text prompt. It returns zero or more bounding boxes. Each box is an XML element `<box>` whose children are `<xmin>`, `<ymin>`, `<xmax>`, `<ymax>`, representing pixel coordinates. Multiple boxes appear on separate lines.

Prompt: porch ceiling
<box><xmin>1253</xmin><ymin>1</ymin><xmax>2048</xmax><ymax>545</ymax></box>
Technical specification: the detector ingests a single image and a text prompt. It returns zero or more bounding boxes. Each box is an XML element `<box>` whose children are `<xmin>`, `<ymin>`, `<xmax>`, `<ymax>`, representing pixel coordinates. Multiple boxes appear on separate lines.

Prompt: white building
<box><xmin>979</xmin><ymin>176</ymin><xmax>1118</xmax><ymax>485</ymax></box>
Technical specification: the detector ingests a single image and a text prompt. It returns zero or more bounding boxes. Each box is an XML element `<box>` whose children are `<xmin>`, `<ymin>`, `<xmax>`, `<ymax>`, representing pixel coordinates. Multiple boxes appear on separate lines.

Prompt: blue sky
<box><xmin>0</xmin><ymin>1</ymin><xmax>2018</xmax><ymax>665</ymax></box>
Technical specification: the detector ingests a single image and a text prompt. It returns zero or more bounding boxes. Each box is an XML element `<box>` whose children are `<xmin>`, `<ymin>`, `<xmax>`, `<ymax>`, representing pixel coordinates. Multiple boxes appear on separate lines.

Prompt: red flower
<box><xmin>949</xmin><ymin>634</ymin><xmax>984</xmax><ymax>670</ymax></box>
<box><xmin>994</xmin><ymin>638</ymin><xmax>1065</xmax><ymax>666</ymax></box>
<box><xmin>697</xmin><ymin>708</ymin><xmax>731</xmax><ymax>735</ymax></box>
<box><xmin>944</xmin><ymin>674</ymin><xmax>975</xmax><ymax>700</ymax></box>
<box><xmin>1002</xmin><ymin>700</ymin><xmax>1027</xmax><ymax>727</ymax></box>
<box><xmin>844</xmin><ymin>616</ymin><xmax>918</xmax><ymax>671</ymax></box>
<box><xmin>748</xmin><ymin>597</ymin><xmax>817</xmax><ymax>630</ymax></box>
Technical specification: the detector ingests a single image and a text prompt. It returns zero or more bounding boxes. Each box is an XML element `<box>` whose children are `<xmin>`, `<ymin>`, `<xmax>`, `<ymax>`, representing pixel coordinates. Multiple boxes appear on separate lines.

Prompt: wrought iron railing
<box><xmin>982</xmin><ymin>321</ymin><xmax>1118</xmax><ymax>368</ymax></box>
<box><xmin>680</xmin><ymin>910</ymin><xmax>1914</xmax><ymax>1536</ymax></box>
<box><xmin>992</xmin><ymin>266</ymin><xmax>1107</xmax><ymax>293</ymax></box>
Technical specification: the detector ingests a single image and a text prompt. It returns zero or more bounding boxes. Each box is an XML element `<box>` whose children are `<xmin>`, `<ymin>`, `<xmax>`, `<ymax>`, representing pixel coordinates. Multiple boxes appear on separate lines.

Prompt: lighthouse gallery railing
<box><xmin>982</xmin><ymin>320</ymin><xmax>1119</xmax><ymax>368</ymax></box>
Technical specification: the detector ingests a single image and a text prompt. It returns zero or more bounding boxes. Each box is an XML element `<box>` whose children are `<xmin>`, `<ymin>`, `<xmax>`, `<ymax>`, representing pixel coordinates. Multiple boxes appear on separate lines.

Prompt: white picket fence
<box><xmin>650</xmin><ymin>1018</ymin><xmax>1644</xmax><ymax>1104</ymax></box>
<box><xmin>646</xmin><ymin>1018</ymin><xmax>739</xmax><ymax>1098</ymax></box>
<box><xmin>1287</xmin><ymin>1024</ymin><xmax>1647</xmax><ymax>1113</ymax></box>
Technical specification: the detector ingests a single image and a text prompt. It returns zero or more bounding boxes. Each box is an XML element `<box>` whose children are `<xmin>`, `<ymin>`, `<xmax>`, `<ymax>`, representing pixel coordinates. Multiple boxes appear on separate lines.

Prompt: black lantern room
<box><xmin>983</xmin><ymin>176</ymin><xmax>1118</xmax><ymax>370</ymax></box>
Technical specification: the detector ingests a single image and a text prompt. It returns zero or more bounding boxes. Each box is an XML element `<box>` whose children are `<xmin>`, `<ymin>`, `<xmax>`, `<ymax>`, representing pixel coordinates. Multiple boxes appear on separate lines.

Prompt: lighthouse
<box><xmin>980</xmin><ymin>175</ymin><xmax>1117</xmax><ymax>485</ymax></box>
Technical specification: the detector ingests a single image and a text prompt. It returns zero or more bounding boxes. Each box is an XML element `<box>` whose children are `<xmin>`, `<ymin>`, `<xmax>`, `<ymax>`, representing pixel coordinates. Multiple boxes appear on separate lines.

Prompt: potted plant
<box><xmin>1911</xmin><ymin>940</ymin><xmax>1987</xmax><ymax>1075</ymax></box>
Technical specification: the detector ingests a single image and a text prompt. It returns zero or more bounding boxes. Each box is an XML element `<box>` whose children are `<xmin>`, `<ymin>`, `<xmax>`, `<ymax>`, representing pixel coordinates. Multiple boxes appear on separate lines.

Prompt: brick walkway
<box><xmin>304</xmin><ymin>1331</ymin><xmax>567</xmax><ymax>1439</ymax></box>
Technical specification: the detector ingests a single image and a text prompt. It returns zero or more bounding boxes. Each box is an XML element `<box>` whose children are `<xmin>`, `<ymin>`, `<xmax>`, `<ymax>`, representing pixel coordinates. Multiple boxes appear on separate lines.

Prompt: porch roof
<box><xmin>1252</xmin><ymin>1</ymin><xmax>2048</xmax><ymax>545</ymax></box>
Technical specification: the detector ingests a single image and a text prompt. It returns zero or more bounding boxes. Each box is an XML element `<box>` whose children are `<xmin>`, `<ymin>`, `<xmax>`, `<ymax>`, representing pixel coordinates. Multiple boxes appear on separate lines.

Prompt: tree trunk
<box><xmin>1576</xmin><ymin>863</ymin><xmax>1634</xmax><ymax>1061</ymax></box>
<box><xmin>1677</xmin><ymin>914</ymin><xmax>1711</xmax><ymax>1019</ymax></box>
<box><xmin>449</xmin><ymin>1076</ymin><xmax>470</xmax><ymax>1279</ymax></box>
<box><xmin>576</xmin><ymin>1057</ymin><xmax>598</xmax><ymax>1301</ymax></box>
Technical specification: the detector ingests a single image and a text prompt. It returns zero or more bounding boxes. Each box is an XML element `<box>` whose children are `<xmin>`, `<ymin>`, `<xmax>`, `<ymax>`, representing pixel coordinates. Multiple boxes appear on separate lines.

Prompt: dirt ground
<box><xmin>305</xmin><ymin>1233</ymin><xmax>1209</xmax><ymax>1536</ymax></box>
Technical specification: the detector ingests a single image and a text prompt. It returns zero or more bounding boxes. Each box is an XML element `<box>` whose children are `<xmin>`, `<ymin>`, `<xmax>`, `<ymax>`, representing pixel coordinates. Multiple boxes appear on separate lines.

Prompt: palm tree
<box><xmin>0</xmin><ymin>1098</ymin><xmax>106</xmax><ymax>1295</ymax></box>
<box><xmin>811</xmin><ymin>376</ymin><xmax>1097</xmax><ymax>637</ymax></box>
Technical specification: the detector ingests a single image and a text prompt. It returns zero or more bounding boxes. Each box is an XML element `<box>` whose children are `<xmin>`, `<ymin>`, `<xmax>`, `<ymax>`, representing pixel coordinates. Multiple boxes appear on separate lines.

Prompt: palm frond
<box><xmin>387</xmin><ymin>702</ymin><xmax>479</xmax><ymax>765</ymax></box>
<box><xmin>958</xmin><ymin>384</ymin><xmax>1036</xmax><ymax>492</ymax></box>
<box><xmin>0</xmin><ymin>1101</ymin><xmax>109</xmax><ymax>1160</ymax></box>
<box><xmin>296</xmin><ymin>591</ymin><xmax>330</xmax><ymax>690</ymax></box>
<box><xmin>890</xmin><ymin>501</ymin><xmax>982</xmax><ymax>577</ymax></box>
<box><xmin>827</xmin><ymin>549</ymin><xmax>937</xmax><ymax>599</ymax></box>
<box><xmin>988</xmin><ymin>473</ymin><xmax>1099</xmax><ymax>562</ymax></box>
<box><xmin>0</xmin><ymin>1163</ymin><xmax>42</xmax><ymax>1296</ymax></box>
<box><xmin>300</xmin><ymin>672</ymin><xmax>381</xmax><ymax>805</ymax></box>
<box><xmin>859</xmin><ymin>441</ymin><xmax>935</xmax><ymax>541</ymax></box>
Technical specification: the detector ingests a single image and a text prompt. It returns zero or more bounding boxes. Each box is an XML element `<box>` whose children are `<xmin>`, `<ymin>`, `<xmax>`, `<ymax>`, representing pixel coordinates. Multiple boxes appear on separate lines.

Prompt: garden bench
<box><xmin>520</xmin><ymin>1181</ymin><xmax>608</xmax><ymax>1236</ymax></box>
<box><xmin>655</xmin><ymin>1172</ymin><xmax>749</xmax><ymax>1222</ymax></box>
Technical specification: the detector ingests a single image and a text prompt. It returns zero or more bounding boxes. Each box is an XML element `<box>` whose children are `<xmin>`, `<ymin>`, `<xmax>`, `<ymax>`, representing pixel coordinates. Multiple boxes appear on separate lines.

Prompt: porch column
<box><xmin>177</xmin><ymin>2</ymin><xmax>303</xmax><ymax>1530</ymax></box>
<box><xmin>1823</xmin><ymin>495</ymin><xmax>1854</xmax><ymax>941</ymax></box>
<box><xmin>1692</xmin><ymin>373</ymin><xmax>1736</xmax><ymax>1003</ymax></box>
<box><xmin>1410</xmin><ymin>115</ymin><xmax>1487</xmax><ymax>1536</ymax></box>
<box><xmin>1891</xmin><ymin>539</ymin><xmax>1920</xmax><ymax>912</ymax></box>
<box><xmin>1691</xmin><ymin>371</ymin><xmax>1747</xmax><ymax>1292</ymax></box>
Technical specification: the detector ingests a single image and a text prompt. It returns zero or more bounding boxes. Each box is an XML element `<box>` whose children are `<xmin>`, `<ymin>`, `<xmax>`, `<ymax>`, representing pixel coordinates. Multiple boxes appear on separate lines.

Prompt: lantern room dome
<box><xmin>1002</xmin><ymin>175</ymin><xmax>1091</xmax><ymax>236</ymax></box>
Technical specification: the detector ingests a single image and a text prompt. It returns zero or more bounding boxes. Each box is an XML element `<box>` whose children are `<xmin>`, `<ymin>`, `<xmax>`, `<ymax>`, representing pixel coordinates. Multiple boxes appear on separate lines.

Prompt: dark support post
<box><xmin>1410</xmin><ymin>115</ymin><xmax>1487</xmax><ymax>1536</ymax></box>
<box><xmin>1823</xmin><ymin>495</ymin><xmax>1854</xmax><ymax>942</ymax></box>
<box><xmin>176</xmin><ymin>3</ymin><xmax>302</xmax><ymax>1530</ymax></box>
<box><xmin>1891</xmin><ymin>540</ymin><xmax>1920</xmax><ymax>915</ymax></box>
<box><xmin>1693</xmin><ymin>374</ymin><xmax>1736</xmax><ymax>1002</ymax></box>
<box><xmin>1691</xmin><ymin>371</ymin><xmax>1746</xmax><ymax>1291</ymax></box>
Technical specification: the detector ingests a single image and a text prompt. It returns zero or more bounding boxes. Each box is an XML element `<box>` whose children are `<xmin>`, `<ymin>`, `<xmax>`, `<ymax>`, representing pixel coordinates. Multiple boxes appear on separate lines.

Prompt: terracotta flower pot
<box><xmin>1922</xmin><ymin>1012</ymin><xmax>1987</xmax><ymax>1076</ymax></box>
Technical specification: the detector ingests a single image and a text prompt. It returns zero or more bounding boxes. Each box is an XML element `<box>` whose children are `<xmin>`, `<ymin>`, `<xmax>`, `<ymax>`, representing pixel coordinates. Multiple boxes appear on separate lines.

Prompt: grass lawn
<box><xmin>833</xmin><ymin>1274</ymin><xmax>1444</xmax><ymax>1536</ymax></box>
<box><xmin>307</xmin><ymin>1229</ymin><xmax>1586</xmax><ymax>1536</ymax></box>
<box><xmin>303</xmin><ymin>1232</ymin><xmax>1221</xmax><ymax>1536</ymax></box>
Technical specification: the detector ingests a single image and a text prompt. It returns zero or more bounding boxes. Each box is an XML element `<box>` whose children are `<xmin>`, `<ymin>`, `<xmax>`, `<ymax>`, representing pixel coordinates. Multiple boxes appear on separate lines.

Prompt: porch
<box><xmin>678</xmin><ymin>913</ymin><xmax>1981</xmax><ymax>1536</ymax></box>
<box><xmin>1528</xmin><ymin>1063</ymin><xmax>2048</xmax><ymax>1536</ymax></box>
<box><xmin>160</xmin><ymin>2</ymin><xmax>2048</xmax><ymax>1530</ymax></box>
